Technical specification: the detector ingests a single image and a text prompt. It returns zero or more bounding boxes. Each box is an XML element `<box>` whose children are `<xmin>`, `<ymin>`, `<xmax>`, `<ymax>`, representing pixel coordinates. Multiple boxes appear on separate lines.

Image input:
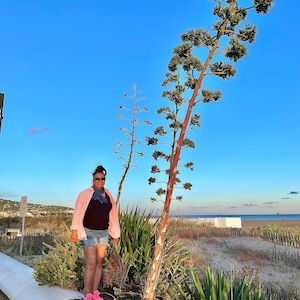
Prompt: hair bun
<box><xmin>95</xmin><ymin>165</ymin><xmax>107</xmax><ymax>175</ymax></box>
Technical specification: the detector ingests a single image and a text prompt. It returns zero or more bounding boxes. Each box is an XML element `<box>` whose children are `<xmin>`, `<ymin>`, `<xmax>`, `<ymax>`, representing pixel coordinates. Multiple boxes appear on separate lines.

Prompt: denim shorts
<box><xmin>80</xmin><ymin>228</ymin><xmax>109</xmax><ymax>247</ymax></box>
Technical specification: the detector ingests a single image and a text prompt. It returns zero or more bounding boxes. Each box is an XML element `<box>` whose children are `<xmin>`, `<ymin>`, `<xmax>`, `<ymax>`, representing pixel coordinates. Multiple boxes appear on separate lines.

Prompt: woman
<box><xmin>70</xmin><ymin>165</ymin><xmax>120</xmax><ymax>300</ymax></box>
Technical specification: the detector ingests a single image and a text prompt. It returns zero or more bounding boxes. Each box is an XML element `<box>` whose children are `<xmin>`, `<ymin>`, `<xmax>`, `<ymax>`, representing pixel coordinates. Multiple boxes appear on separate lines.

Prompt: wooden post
<box><xmin>19</xmin><ymin>196</ymin><xmax>28</xmax><ymax>255</ymax></box>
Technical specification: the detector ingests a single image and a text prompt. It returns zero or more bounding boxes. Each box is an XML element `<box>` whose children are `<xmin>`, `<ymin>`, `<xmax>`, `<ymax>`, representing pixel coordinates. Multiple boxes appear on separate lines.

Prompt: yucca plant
<box><xmin>155</xmin><ymin>235</ymin><xmax>190</xmax><ymax>299</ymax></box>
<box><xmin>103</xmin><ymin>207</ymin><xmax>190</xmax><ymax>299</ymax></box>
<box><xmin>175</xmin><ymin>268</ymin><xmax>230</xmax><ymax>300</ymax></box>
<box><xmin>103</xmin><ymin>207</ymin><xmax>155</xmax><ymax>297</ymax></box>
<box><xmin>174</xmin><ymin>267</ymin><xmax>276</xmax><ymax>300</ymax></box>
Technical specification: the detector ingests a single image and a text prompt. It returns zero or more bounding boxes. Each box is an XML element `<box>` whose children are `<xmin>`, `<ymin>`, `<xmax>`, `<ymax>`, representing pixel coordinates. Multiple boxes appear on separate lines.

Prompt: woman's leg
<box><xmin>92</xmin><ymin>244</ymin><xmax>107</xmax><ymax>291</ymax></box>
<box><xmin>83</xmin><ymin>246</ymin><xmax>97</xmax><ymax>294</ymax></box>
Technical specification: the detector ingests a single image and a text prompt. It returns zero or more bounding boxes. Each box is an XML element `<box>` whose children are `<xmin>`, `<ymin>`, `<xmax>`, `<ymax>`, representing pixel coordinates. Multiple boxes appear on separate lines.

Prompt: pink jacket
<box><xmin>70</xmin><ymin>186</ymin><xmax>120</xmax><ymax>240</ymax></box>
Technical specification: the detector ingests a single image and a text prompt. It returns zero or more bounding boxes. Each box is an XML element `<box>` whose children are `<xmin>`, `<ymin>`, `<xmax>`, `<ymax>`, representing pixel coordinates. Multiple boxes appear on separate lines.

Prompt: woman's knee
<box><xmin>85</xmin><ymin>262</ymin><xmax>97</xmax><ymax>271</ymax></box>
<box><xmin>96</xmin><ymin>257</ymin><xmax>104</xmax><ymax>268</ymax></box>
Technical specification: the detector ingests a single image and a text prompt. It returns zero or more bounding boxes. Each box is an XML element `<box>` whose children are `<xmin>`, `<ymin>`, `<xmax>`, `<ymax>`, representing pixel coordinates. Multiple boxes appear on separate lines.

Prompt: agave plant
<box><xmin>103</xmin><ymin>207</ymin><xmax>190</xmax><ymax>299</ymax></box>
<box><xmin>173</xmin><ymin>267</ymin><xmax>276</xmax><ymax>300</ymax></box>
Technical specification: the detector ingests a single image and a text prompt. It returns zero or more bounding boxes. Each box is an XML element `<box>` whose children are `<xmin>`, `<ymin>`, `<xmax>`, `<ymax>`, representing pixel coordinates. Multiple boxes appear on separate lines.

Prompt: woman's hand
<box><xmin>70</xmin><ymin>230</ymin><xmax>78</xmax><ymax>243</ymax></box>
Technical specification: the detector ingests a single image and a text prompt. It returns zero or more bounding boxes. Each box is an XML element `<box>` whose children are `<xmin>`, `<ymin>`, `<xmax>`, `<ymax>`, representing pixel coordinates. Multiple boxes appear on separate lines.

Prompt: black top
<box><xmin>83</xmin><ymin>194</ymin><xmax>112</xmax><ymax>230</ymax></box>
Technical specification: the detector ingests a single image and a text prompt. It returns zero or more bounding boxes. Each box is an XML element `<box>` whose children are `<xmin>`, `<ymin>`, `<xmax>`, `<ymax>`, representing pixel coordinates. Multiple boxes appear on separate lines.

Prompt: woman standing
<box><xmin>70</xmin><ymin>165</ymin><xmax>120</xmax><ymax>300</ymax></box>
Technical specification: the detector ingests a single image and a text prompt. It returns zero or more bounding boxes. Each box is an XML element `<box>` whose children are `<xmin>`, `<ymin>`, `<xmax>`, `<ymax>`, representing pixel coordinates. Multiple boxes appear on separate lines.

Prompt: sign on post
<box><xmin>20</xmin><ymin>196</ymin><xmax>28</xmax><ymax>255</ymax></box>
<box><xmin>20</xmin><ymin>196</ymin><xmax>28</xmax><ymax>217</ymax></box>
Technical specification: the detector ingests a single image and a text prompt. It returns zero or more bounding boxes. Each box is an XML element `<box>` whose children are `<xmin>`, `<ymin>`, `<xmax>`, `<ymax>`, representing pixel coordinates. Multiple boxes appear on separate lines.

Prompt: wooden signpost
<box><xmin>19</xmin><ymin>196</ymin><xmax>28</xmax><ymax>255</ymax></box>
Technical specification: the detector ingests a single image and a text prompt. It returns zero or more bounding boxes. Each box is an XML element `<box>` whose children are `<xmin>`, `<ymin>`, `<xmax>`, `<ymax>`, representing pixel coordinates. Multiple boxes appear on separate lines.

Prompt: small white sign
<box><xmin>20</xmin><ymin>196</ymin><xmax>28</xmax><ymax>217</ymax></box>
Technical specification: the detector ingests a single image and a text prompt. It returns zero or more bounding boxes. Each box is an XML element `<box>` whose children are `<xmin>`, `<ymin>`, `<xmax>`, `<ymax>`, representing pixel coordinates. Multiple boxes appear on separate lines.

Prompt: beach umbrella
<box><xmin>0</xmin><ymin>93</ymin><xmax>4</xmax><ymax>135</ymax></box>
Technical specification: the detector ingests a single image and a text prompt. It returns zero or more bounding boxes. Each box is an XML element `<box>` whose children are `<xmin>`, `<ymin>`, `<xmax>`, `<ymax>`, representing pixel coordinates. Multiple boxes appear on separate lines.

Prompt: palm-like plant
<box><xmin>174</xmin><ymin>267</ymin><xmax>276</xmax><ymax>300</ymax></box>
<box><xmin>103</xmin><ymin>207</ymin><xmax>190</xmax><ymax>299</ymax></box>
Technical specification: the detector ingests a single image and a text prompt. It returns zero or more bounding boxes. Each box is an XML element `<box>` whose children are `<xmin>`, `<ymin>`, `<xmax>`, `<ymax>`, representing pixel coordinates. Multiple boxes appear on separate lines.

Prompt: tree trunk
<box><xmin>142</xmin><ymin>16</ymin><xmax>229</xmax><ymax>300</ymax></box>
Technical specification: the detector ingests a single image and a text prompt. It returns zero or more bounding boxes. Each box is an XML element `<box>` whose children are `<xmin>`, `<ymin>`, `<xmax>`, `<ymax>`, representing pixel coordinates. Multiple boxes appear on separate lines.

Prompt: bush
<box><xmin>175</xmin><ymin>267</ymin><xmax>276</xmax><ymax>300</ymax></box>
<box><xmin>103</xmin><ymin>207</ymin><xmax>191</xmax><ymax>299</ymax></box>
<box><xmin>33</xmin><ymin>233</ymin><xmax>84</xmax><ymax>290</ymax></box>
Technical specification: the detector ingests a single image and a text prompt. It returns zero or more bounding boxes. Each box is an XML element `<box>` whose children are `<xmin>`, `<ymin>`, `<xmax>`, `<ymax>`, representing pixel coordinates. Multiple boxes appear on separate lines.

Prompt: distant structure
<box><xmin>150</xmin><ymin>217</ymin><xmax>242</xmax><ymax>228</ymax></box>
<box><xmin>196</xmin><ymin>217</ymin><xmax>242</xmax><ymax>228</ymax></box>
<box><xmin>0</xmin><ymin>93</ymin><xmax>4</xmax><ymax>135</ymax></box>
<box><xmin>4</xmin><ymin>228</ymin><xmax>21</xmax><ymax>237</ymax></box>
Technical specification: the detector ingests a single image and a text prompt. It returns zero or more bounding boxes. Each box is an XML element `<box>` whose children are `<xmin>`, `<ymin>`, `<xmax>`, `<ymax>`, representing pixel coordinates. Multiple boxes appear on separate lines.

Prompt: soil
<box><xmin>189</xmin><ymin>236</ymin><xmax>300</xmax><ymax>296</ymax></box>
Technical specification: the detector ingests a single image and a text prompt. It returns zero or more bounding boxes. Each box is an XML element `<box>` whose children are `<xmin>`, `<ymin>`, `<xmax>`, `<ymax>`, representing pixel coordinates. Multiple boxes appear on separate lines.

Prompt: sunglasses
<box><xmin>94</xmin><ymin>177</ymin><xmax>106</xmax><ymax>181</ymax></box>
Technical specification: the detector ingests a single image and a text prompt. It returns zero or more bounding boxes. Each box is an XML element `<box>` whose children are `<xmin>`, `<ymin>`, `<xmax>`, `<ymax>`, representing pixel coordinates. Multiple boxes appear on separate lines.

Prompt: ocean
<box><xmin>181</xmin><ymin>214</ymin><xmax>300</xmax><ymax>221</ymax></box>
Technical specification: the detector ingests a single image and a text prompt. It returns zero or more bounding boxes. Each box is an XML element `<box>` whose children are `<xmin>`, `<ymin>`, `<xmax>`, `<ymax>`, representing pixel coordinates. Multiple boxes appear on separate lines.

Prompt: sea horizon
<box><xmin>175</xmin><ymin>213</ymin><xmax>300</xmax><ymax>221</ymax></box>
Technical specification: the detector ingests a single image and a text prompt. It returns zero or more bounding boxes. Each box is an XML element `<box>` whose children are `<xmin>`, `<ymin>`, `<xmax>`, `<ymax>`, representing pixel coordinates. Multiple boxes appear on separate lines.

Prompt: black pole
<box><xmin>0</xmin><ymin>93</ymin><xmax>5</xmax><ymax>135</ymax></box>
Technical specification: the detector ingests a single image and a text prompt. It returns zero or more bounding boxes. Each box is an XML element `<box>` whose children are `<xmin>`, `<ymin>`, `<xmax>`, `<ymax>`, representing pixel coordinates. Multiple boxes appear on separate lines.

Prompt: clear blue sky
<box><xmin>1</xmin><ymin>1</ymin><xmax>299</xmax><ymax>216</ymax></box>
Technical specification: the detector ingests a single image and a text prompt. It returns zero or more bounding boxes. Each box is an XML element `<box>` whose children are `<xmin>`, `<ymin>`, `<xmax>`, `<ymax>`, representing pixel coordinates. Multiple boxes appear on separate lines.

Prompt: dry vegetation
<box><xmin>1</xmin><ymin>216</ymin><xmax>300</xmax><ymax>299</ymax></box>
<box><xmin>168</xmin><ymin>218</ymin><xmax>300</xmax><ymax>299</ymax></box>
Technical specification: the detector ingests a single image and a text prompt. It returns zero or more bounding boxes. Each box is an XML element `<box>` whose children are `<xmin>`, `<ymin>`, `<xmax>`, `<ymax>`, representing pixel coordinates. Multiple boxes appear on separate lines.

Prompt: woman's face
<box><xmin>93</xmin><ymin>172</ymin><xmax>106</xmax><ymax>190</ymax></box>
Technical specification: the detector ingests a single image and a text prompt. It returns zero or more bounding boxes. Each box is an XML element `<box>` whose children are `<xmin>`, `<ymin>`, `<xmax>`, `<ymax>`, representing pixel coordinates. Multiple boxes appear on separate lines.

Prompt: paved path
<box><xmin>0</xmin><ymin>253</ymin><xmax>84</xmax><ymax>300</ymax></box>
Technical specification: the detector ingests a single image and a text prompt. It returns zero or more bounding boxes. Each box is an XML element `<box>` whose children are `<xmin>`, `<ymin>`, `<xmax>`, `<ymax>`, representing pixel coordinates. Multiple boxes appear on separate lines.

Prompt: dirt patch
<box><xmin>190</xmin><ymin>237</ymin><xmax>300</xmax><ymax>294</ymax></box>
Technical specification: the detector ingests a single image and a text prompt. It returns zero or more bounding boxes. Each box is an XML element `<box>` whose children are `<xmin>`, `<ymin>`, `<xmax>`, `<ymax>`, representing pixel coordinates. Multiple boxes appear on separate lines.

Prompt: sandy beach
<box><xmin>190</xmin><ymin>235</ymin><xmax>300</xmax><ymax>296</ymax></box>
<box><xmin>188</xmin><ymin>219</ymin><xmax>300</xmax><ymax>297</ymax></box>
<box><xmin>242</xmin><ymin>219</ymin><xmax>300</xmax><ymax>228</ymax></box>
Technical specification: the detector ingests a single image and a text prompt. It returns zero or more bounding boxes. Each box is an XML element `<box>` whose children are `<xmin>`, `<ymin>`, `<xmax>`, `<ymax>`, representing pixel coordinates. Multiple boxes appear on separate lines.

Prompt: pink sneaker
<box><xmin>93</xmin><ymin>290</ymin><xmax>104</xmax><ymax>300</ymax></box>
<box><xmin>83</xmin><ymin>293</ymin><xmax>93</xmax><ymax>300</ymax></box>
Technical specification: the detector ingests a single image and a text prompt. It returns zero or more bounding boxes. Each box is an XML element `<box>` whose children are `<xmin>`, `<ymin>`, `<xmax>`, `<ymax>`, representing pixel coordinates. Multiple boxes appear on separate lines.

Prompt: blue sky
<box><xmin>0</xmin><ymin>1</ymin><xmax>299</xmax><ymax>216</ymax></box>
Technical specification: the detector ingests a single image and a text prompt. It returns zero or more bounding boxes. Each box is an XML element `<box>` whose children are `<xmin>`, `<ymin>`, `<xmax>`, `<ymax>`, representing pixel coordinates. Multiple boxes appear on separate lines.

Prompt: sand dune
<box><xmin>190</xmin><ymin>236</ymin><xmax>300</xmax><ymax>296</ymax></box>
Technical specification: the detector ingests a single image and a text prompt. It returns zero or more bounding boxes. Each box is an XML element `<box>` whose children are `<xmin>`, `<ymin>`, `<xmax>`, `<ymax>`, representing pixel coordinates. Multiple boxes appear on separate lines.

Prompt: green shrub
<box><xmin>103</xmin><ymin>207</ymin><xmax>190</xmax><ymax>299</ymax></box>
<box><xmin>174</xmin><ymin>267</ymin><xmax>276</xmax><ymax>300</ymax></box>
<box><xmin>103</xmin><ymin>207</ymin><xmax>155</xmax><ymax>297</ymax></box>
<box><xmin>33</xmin><ymin>233</ymin><xmax>84</xmax><ymax>290</ymax></box>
